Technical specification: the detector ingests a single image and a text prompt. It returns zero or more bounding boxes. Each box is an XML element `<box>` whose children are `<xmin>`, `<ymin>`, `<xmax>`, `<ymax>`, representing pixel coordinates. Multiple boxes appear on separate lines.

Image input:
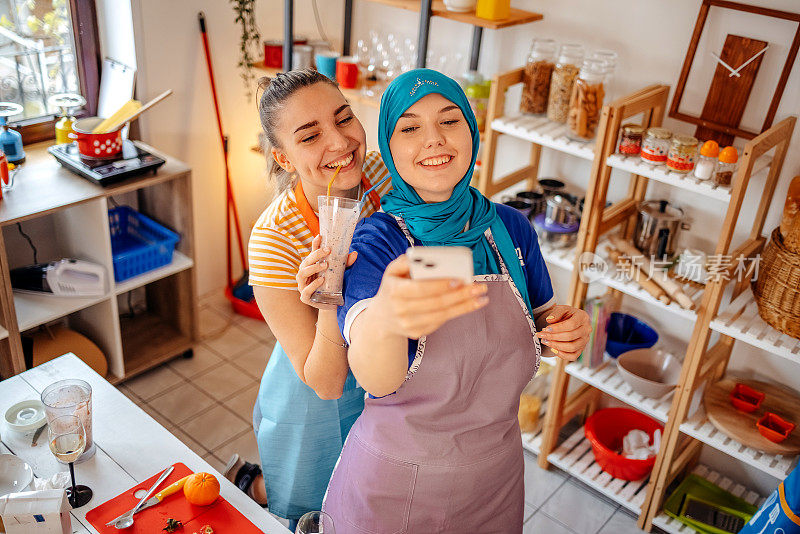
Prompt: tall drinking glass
<box><xmin>41</xmin><ymin>379</ymin><xmax>95</xmax><ymax>463</ymax></box>
<box><xmin>310</xmin><ymin>196</ymin><xmax>363</xmax><ymax>306</ymax></box>
<box><xmin>48</xmin><ymin>415</ymin><xmax>93</xmax><ymax>508</ymax></box>
<box><xmin>296</xmin><ymin>511</ymin><xmax>335</xmax><ymax>534</ymax></box>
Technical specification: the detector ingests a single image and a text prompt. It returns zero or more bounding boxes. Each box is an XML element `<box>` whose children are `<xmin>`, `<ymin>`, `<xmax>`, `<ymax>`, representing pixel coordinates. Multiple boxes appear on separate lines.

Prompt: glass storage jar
<box><xmin>546</xmin><ymin>44</ymin><xmax>584</xmax><ymax>124</ymax></box>
<box><xmin>666</xmin><ymin>135</ymin><xmax>698</xmax><ymax>173</ymax></box>
<box><xmin>567</xmin><ymin>58</ymin><xmax>606</xmax><ymax>141</ymax></box>
<box><xmin>714</xmin><ymin>146</ymin><xmax>738</xmax><ymax>186</ymax></box>
<box><xmin>693</xmin><ymin>140</ymin><xmax>719</xmax><ymax>181</ymax></box>
<box><xmin>640</xmin><ymin>127</ymin><xmax>672</xmax><ymax>164</ymax></box>
<box><xmin>618</xmin><ymin>124</ymin><xmax>645</xmax><ymax>155</ymax></box>
<box><xmin>590</xmin><ymin>49</ymin><xmax>618</xmax><ymax>100</ymax></box>
<box><xmin>520</xmin><ymin>39</ymin><xmax>557</xmax><ymax>115</ymax></box>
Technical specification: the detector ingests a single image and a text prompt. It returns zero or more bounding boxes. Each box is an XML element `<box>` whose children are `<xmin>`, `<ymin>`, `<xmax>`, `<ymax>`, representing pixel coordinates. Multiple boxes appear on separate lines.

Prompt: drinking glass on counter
<box><xmin>48</xmin><ymin>415</ymin><xmax>93</xmax><ymax>508</ymax></box>
<box><xmin>296</xmin><ymin>511</ymin><xmax>335</xmax><ymax>533</ymax></box>
<box><xmin>41</xmin><ymin>378</ymin><xmax>95</xmax><ymax>463</ymax></box>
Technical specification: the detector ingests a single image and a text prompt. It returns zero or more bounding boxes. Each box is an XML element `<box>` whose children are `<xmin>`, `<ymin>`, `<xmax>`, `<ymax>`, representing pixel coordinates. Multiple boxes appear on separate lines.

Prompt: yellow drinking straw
<box><xmin>327</xmin><ymin>165</ymin><xmax>342</xmax><ymax>197</ymax></box>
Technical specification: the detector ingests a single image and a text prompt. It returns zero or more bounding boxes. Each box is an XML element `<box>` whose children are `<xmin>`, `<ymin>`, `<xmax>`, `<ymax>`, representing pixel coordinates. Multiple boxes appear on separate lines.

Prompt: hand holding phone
<box><xmin>406</xmin><ymin>246</ymin><xmax>474</xmax><ymax>285</ymax></box>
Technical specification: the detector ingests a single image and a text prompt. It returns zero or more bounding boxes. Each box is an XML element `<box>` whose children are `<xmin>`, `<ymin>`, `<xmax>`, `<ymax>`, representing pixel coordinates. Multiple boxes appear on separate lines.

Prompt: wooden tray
<box><xmin>85</xmin><ymin>463</ymin><xmax>262</xmax><ymax>533</ymax></box>
<box><xmin>704</xmin><ymin>378</ymin><xmax>800</xmax><ymax>455</ymax></box>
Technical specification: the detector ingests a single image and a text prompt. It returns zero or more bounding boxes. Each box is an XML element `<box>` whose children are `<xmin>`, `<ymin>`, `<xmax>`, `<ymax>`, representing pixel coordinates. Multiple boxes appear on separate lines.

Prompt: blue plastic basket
<box><xmin>108</xmin><ymin>206</ymin><xmax>180</xmax><ymax>282</ymax></box>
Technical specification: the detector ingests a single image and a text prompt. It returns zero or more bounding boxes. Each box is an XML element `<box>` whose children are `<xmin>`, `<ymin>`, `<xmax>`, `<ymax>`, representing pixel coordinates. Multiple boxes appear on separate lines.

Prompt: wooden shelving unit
<box><xmin>0</xmin><ymin>141</ymin><xmax>198</xmax><ymax>383</ymax></box>
<box><xmin>479</xmin><ymin>67</ymin><xmax>797</xmax><ymax>531</ymax></box>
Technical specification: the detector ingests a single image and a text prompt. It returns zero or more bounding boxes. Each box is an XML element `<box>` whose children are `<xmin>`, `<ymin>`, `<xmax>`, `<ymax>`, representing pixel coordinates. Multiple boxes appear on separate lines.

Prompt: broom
<box><xmin>198</xmin><ymin>12</ymin><xmax>261</xmax><ymax>319</ymax></box>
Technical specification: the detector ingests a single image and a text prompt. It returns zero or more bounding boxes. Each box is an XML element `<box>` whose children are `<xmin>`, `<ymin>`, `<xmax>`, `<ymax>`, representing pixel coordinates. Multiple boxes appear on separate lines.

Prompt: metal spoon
<box><xmin>108</xmin><ymin>465</ymin><xmax>174</xmax><ymax>529</ymax></box>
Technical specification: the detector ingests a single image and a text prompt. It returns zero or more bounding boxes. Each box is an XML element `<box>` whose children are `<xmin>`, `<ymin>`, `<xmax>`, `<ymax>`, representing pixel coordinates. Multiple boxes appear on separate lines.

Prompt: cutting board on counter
<box><xmin>85</xmin><ymin>463</ymin><xmax>262</xmax><ymax>533</ymax></box>
<box><xmin>704</xmin><ymin>378</ymin><xmax>800</xmax><ymax>455</ymax></box>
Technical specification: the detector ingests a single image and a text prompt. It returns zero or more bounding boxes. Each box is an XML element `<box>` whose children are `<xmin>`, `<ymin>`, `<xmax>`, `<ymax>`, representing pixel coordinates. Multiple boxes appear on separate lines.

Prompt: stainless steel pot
<box><xmin>634</xmin><ymin>200</ymin><xmax>688</xmax><ymax>259</ymax></box>
<box><xmin>545</xmin><ymin>195</ymin><xmax>580</xmax><ymax>227</ymax></box>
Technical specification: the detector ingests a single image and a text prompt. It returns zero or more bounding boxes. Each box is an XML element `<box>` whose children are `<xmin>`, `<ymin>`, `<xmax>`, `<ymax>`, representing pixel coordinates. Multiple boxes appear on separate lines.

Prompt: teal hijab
<box><xmin>378</xmin><ymin>69</ymin><xmax>532</xmax><ymax>315</ymax></box>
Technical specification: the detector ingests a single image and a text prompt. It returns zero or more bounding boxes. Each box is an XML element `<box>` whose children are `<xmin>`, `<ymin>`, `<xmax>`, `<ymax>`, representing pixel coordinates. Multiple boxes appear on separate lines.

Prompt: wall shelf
<box><xmin>711</xmin><ymin>291</ymin><xmax>800</xmax><ymax>364</ymax></box>
<box><xmin>360</xmin><ymin>0</ymin><xmax>542</xmax><ymax>30</ymax></box>
<box><xmin>490</xmin><ymin>115</ymin><xmax>596</xmax><ymax>161</ymax></box>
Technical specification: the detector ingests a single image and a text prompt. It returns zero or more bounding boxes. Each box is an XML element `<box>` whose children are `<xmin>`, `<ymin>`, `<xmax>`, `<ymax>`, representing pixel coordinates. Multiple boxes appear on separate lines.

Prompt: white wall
<box><xmin>124</xmin><ymin>0</ymin><xmax>799</xmax><ymax>493</ymax></box>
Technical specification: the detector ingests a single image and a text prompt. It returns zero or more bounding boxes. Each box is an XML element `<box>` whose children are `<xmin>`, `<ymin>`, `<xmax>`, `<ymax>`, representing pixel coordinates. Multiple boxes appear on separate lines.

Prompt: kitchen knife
<box><xmin>105</xmin><ymin>473</ymin><xmax>189</xmax><ymax>526</ymax></box>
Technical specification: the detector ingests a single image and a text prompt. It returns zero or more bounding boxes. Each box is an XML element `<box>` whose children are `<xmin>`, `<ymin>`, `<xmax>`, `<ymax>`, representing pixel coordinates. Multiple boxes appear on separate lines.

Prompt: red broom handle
<box><xmin>198</xmin><ymin>12</ymin><xmax>247</xmax><ymax>285</ymax></box>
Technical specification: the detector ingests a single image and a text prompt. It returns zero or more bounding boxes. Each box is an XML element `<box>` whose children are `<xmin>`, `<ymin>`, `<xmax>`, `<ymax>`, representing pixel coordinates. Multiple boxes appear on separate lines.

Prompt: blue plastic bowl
<box><xmin>605</xmin><ymin>313</ymin><xmax>658</xmax><ymax>358</ymax></box>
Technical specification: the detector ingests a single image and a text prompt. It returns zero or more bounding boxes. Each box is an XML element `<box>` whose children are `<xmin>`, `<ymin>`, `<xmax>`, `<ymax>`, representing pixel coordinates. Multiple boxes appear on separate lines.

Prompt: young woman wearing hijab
<box><xmin>322</xmin><ymin>69</ymin><xmax>592</xmax><ymax>533</ymax></box>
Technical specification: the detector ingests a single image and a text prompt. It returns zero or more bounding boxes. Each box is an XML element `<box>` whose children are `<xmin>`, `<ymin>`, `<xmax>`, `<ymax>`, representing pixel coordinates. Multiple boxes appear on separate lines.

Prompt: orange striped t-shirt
<box><xmin>248</xmin><ymin>151</ymin><xmax>392</xmax><ymax>290</ymax></box>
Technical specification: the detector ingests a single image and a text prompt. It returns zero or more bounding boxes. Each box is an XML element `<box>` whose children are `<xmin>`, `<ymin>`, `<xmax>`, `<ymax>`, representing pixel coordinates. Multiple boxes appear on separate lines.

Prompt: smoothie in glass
<box><xmin>311</xmin><ymin>195</ymin><xmax>363</xmax><ymax>306</ymax></box>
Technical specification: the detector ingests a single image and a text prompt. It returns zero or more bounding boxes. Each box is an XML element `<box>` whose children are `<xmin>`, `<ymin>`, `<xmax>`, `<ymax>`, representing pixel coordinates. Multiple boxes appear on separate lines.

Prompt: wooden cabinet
<box><xmin>0</xmin><ymin>141</ymin><xmax>197</xmax><ymax>383</ymax></box>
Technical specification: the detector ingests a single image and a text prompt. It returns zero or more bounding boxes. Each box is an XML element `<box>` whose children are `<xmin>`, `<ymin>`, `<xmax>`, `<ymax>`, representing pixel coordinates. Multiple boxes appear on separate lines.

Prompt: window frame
<box><xmin>11</xmin><ymin>0</ymin><xmax>101</xmax><ymax>144</ymax></box>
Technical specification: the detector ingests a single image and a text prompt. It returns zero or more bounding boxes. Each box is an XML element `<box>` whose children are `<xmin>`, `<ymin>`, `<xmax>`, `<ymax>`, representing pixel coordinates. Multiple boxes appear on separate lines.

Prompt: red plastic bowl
<box><xmin>584</xmin><ymin>408</ymin><xmax>663</xmax><ymax>481</ymax></box>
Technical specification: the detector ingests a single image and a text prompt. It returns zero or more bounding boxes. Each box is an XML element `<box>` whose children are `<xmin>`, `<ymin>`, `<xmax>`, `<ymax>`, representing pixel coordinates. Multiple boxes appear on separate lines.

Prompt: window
<box><xmin>0</xmin><ymin>0</ymin><xmax>98</xmax><ymax>143</ymax></box>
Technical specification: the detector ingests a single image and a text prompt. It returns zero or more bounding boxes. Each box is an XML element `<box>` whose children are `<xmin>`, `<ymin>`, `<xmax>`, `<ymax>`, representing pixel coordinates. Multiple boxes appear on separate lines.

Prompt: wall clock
<box><xmin>669</xmin><ymin>0</ymin><xmax>800</xmax><ymax>145</ymax></box>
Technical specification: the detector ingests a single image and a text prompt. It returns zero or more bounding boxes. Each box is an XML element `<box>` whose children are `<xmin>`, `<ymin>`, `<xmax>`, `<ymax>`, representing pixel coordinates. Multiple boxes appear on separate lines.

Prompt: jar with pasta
<box><xmin>520</xmin><ymin>39</ymin><xmax>557</xmax><ymax>115</ymax></box>
<box><xmin>666</xmin><ymin>135</ymin><xmax>698</xmax><ymax>173</ymax></box>
<box><xmin>567</xmin><ymin>58</ymin><xmax>605</xmax><ymax>141</ymax></box>
<box><xmin>546</xmin><ymin>44</ymin><xmax>584</xmax><ymax>123</ymax></box>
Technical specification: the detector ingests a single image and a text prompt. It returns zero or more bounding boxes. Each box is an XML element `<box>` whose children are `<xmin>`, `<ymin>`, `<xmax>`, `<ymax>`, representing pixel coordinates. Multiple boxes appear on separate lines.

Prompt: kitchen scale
<box><xmin>48</xmin><ymin>139</ymin><xmax>165</xmax><ymax>186</ymax></box>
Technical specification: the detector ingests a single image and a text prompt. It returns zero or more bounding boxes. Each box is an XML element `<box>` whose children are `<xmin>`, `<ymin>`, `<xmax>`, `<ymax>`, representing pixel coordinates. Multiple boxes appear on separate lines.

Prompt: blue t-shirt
<box><xmin>337</xmin><ymin>204</ymin><xmax>556</xmax><ymax>370</ymax></box>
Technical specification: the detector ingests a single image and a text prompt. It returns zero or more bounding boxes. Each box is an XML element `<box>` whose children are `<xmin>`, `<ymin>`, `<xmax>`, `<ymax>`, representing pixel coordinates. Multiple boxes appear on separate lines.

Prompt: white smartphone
<box><xmin>406</xmin><ymin>246</ymin><xmax>474</xmax><ymax>285</ymax></box>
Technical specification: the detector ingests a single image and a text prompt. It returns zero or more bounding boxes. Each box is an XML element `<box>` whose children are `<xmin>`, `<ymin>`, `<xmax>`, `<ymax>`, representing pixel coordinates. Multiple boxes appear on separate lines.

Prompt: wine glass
<box><xmin>48</xmin><ymin>415</ymin><xmax>93</xmax><ymax>508</ymax></box>
<box><xmin>296</xmin><ymin>511</ymin><xmax>335</xmax><ymax>534</ymax></box>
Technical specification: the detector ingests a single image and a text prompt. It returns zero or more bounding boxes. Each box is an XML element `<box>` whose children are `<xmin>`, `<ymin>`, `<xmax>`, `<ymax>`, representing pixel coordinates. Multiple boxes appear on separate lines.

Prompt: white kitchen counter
<box><xmin>0</xmin><ymin>353</ymin><xmax>290</xmax><ymax>533</ymax></box>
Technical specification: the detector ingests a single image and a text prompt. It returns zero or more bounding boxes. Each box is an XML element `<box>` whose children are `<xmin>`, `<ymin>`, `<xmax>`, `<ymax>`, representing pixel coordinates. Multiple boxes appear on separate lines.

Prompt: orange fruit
<box><xmin>183</xmin><ymin>472</ymin><xmax>220</xmax><ymax>506</ymax></box>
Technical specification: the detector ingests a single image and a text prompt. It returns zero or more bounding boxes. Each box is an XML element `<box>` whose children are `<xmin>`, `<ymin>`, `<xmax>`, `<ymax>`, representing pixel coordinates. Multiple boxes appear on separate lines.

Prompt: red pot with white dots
<box><xmin>69</xmin><ymin>116</ymin><xmax>124</xmax><ymax>160</ymax></box>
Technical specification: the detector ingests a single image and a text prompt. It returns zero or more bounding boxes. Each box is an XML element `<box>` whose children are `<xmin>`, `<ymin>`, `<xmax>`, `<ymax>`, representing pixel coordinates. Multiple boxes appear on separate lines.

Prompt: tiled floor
<box><xmin>117</xmin><ymin>292</ymin><xmax>655</xmax><ymax>533</ymax></box>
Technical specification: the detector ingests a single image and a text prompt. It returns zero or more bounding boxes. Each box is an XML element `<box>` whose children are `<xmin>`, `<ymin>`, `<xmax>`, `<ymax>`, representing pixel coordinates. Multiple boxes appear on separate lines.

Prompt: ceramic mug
<box><xmin>316</xmin><ymin>51</ymin><xmax>340</xmax><ymax>81</ymax></box>
<box><xmin>336</xmin><ymin>57</ymin><xmax>359</xmax><ymax>89</ymax></box>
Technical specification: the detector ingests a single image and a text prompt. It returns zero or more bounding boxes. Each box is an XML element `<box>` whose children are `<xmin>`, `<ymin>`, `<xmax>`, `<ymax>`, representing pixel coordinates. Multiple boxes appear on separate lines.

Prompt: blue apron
<box><xmin>253</xmin><ymin>341</ymin><xmax>365</xmax><ymax>521</ymax></box>
<box><xmin>740</xmin><ymin>464</ymin><xmax>800</xmax><ymax>534</ymax></box>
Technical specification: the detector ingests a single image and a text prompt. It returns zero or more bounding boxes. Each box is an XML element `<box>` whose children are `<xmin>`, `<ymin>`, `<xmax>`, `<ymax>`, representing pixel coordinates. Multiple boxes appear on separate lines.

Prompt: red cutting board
<box><xmin>85</xmin><ymin>463</ymin><xmax>263</xmax><ymax>533</ymax></box>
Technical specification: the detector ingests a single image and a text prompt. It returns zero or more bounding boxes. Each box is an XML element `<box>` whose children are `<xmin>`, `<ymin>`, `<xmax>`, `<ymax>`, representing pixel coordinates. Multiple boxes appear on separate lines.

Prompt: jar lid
<box><xmin>639</xmin><ymin>199</ymin><xmax>684</xmax><ymax>221</ymax></box>
<box><xmin>672</xmin><ymin>134</ymin><xmax>698</xmax><ymax>147</ymax></box>
<box><xmin>719</xmin><ymin>146</ymin><xmax>738</xmax><ymax>163</ymax></box>
<box><xmin>530</xmin><ymin>38</ymin><xmax>557</xmax><ymax>54</ymax></box>
<box><xmin>646</xmin><ymin>127</ymin><xmax>672</xmax><ymax>140</ymax></box>
<box><xmin>621</xmin><ymin>123</ymin><xmax>645</xmax><ymax>135</ymax></box>
<box><xmin>557</xmin><ymin>43</ymin><xmax>584</xmax><ymax>64</ymax></box>
<box><xmin>700</xmin><ymin>140</ymin><xmax>720</xmax><ymax>158</ymax></box>
<box><xmin>580</xmin><ymin>58</ymin><xmax>606</xmax><ymax>77</ymax></box>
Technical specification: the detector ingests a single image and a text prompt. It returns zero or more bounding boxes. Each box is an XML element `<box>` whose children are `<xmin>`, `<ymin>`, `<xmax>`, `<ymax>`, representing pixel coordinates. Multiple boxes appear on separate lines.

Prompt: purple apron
<box><xmin>323</xmin><ymin>217</ymin><xmax>541</xmax><ymax>533</ymax></box>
